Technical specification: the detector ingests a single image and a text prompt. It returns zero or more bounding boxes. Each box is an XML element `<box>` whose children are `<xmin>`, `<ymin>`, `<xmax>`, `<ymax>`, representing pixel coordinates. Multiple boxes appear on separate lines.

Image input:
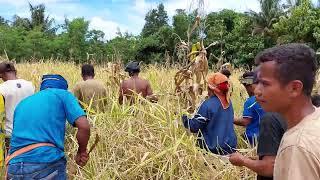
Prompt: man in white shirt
<box><xmin>0</xmin><ymin>62</ymin><xmax>34</xmax><ymax>148</ymax></box>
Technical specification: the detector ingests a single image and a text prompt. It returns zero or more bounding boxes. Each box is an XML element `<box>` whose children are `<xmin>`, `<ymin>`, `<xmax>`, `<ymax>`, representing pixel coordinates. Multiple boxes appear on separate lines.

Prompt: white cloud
<box><xmin>89</xmin><ymin>16</ymin><xmax>128</xmax><ymax>40</ymax></box>
<box><xmin>132</xmin><ymin>0</ymin><xmax>157</xmax><ymax>16</ymax></box>
<box><xmin>164</xmin><ymin>0</ymin><xmax>260</xmax><ymax>17</ymax></box>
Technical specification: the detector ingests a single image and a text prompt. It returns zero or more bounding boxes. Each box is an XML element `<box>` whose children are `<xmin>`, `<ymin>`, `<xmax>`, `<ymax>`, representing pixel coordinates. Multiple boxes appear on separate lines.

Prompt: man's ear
<box><xmin>288</xmin><ymin>80</ymin><xmax>304</xmax><ymax>97</ymax></box>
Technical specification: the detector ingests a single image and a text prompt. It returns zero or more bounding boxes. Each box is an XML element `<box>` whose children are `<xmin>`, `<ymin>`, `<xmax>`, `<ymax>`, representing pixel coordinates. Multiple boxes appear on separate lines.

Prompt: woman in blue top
<box><xmin>182</xmin><ymin>72</ymin><xmax>237</xmax><ymax>155</ymax></box>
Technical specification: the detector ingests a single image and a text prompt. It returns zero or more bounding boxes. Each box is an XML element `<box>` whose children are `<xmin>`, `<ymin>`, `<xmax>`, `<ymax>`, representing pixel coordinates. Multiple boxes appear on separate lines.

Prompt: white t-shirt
<box><xmin>0</xmin><ymin>79</ymin><xmax>35</xmax><ymax>137</ymax></box>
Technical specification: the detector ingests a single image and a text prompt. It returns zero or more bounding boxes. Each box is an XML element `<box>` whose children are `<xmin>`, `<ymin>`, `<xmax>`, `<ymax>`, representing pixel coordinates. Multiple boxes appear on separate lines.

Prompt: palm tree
<box><xmin>246</xmin><ymin>0</ymin><xmax>283</xmax><ymax>36</ymax></box>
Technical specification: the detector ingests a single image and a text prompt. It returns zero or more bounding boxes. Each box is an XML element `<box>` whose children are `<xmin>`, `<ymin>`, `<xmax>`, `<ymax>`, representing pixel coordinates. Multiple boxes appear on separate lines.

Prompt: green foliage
<box><xmin>66</xmin><ymin>18</ymin><xmax>89</xmax><ymax>62</ymax></box>
<box><xmin>173</xmin><ymin>9</ymin><xmax>190</xmax><ymax>41</ymax></box>
<box><xmin>273</xmin><ymin>1</ymin><xmax>320</xmax><ymax>49</ymax></box>
<box><xmin>246</xmin><ymin>0</ymin><xmax>283</xmax><ymax>36</ymax></box>
<box><xmin>141</xmin><ymin>3</ymin><xmax>169</xmax><ymax>37</ymax></box>
<box><xmin>205</xmin><ymin>11</ymin><xmax>265</xmax><ymax>67</ymax></box>
<box><xmin>105</xmin><ymin>35</ymin><xmax>138</xmax><ymax>63</ymax></box>
<box><xmin>0</xmin><ymin>1</ymin><xmax>319</xmax><ymax>67</ymax></box>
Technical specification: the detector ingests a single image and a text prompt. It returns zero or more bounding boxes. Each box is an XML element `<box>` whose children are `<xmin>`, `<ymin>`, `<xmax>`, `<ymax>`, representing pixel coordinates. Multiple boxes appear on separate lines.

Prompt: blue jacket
<box><xmin>182</xmin><ymin>96</ymin><xmax>237</xmax><ymax>154</ymax></box>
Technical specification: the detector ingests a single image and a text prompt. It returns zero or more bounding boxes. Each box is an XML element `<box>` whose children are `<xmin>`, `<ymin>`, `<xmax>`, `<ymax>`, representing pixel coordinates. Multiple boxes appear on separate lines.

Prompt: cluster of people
<box><xmin>1</xmin><ymin>43</ymin><xmax>320</xmax><ymax>179</ymax></box>
<box><xmin>182</xmin><ymin>43</ymin><xmax>320</xmax><ymax>180</ymax></box>
<box><xmin>1</xmin><ymin>61</ymin><xmax>157</xmax><ymax>179</ymax></box>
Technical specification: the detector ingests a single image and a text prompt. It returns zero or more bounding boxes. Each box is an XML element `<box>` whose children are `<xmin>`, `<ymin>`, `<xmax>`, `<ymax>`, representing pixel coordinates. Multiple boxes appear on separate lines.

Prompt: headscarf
<box><xmin>40</xmin><ymin>74</ymin><xmax>68</xmax><ymax>91</ymax></box>
<box><xmin>207</xmin><ymin>72</ymin><xmax>230</xmax><ymax>109</ymax></box>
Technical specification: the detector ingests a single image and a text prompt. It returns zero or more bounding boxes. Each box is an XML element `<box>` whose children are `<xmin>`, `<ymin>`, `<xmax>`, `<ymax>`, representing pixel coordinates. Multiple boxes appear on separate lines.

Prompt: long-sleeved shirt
<box><xmin>182</xmin><ymin>96</ymin><xmax>237</xmax><ymax>155</ymax></box>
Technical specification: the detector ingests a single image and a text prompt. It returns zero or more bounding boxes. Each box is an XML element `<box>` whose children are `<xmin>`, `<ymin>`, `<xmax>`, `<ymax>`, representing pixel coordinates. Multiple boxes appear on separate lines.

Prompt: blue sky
<box><xmin>0</xmin><ymin>0</ymin><xmax>261</xmax><ymax>39</ymax></box>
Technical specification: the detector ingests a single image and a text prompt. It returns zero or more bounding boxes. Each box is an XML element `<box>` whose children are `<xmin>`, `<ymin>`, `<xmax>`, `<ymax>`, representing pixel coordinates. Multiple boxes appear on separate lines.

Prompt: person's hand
<box><xmin>229</xmin><ymin>152</ymin><xmax>245</xmax><ymax>167</ymax></box>
<box><xmin>181</xmin><ymin>114</ymin><xmax>188</xmax><ymax>125</ymax></box>
<box><xmin>75</xmin><ymin>150</ymin><xmax>89</xmax><ymax>167</ymax></box>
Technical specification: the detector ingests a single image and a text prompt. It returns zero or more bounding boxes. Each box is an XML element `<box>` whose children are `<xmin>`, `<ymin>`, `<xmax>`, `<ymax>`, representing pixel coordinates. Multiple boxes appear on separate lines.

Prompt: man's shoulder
<box><xmin>90</xmin><ymin>79</ymin><xmax>105</xmax><ymax>87</ymax></box>
<box><xmin>261</xmin><ymin>113</ymin><xmax>286</xmax><ymax>127</ymax></box>
<box><xmin>16</xmin><ymin>79</ymin><xmax>33</xmax><ymax>86</ymax></box>
<box><xmin>244</xmin><ymin>96</ymin><xmax>256</xmax><ymax>106</ymax></box>
<box><xmin>280</xmin><ymin>115</ymin><xmax>320</xmax><ymax>153</ymax></box>
<box><xmin>206</xmin><ymin>96</ymin><xmax>221</xmax><ymax>106</ymax></box>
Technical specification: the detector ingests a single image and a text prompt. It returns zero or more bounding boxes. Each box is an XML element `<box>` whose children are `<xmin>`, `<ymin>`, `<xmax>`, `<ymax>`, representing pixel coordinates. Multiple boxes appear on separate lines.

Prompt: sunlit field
<box><xmin>8</xmin><ymin>61</ymin><xmax>255</xmax><ymax>179</ymax></box>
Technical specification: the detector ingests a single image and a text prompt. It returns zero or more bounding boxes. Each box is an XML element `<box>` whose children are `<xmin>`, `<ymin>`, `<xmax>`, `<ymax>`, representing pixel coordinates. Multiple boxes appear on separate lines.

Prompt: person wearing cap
<box><xmin>182</xmin><ymin>72</ymin><xmax>237</xmax><ymax>155</ymax></box>
<box><xmin>234</xmin><ymin>71</ymin><xmax>265</xmax><ymax>145</ymax></box>
<box><xmin>119</xmin><ymin>61</ymin><xmax>158</xmax><ymax>104</ymax></box>
<box><xmin>0</xmin><ymin>62</ymin><xmax>34</xmax><ymax>150</ymax></box>
<box><xmin>6</xmin><ymin>74</ymin><xmax>90</xmax><ymax>179</ymax></box>
<box><xmin>73</xmin><ymin>64</ymin><xmax>107</xmax><ymax>112</ymax></box>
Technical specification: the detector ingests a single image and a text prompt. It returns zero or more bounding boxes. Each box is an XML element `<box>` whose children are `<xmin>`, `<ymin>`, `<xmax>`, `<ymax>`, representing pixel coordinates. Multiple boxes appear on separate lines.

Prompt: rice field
<box><xmin>12</xmin><ymin>61</ymin><xmax>255</xmax><ymax>179</ymax></box>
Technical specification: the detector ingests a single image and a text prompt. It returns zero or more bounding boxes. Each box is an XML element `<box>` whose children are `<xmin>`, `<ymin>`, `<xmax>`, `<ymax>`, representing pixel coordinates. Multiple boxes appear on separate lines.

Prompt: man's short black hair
<box><xmin>220</xmin><ymin>69</ymin><xmax>231</xmax><ymax>78</ymax></box>
<box><xmin>312</xmin><ymin>94</ymin><xmax>320</xmax><ymax>107</ymax></box>
<box><xmin>255</xmin><ymin>43</ymin><xmax>317</xmax><ymax>96</ymax></box>
<box><xmin>0</xmin><ymin>62</ymin><xmax>16</xmax><ymax>74</ymax></box>
<box><xmin>81</xmin><ymin>64</ymin><xmax>95</xmax><ymax>77</ymax></box>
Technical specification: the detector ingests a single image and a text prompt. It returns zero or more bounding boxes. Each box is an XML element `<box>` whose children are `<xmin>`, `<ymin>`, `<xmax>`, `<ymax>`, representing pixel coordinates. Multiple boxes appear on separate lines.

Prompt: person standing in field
<box><xmin>6</xmin><ymin>74</ymin><xmax>90</xmax><ymax>179</ymax></box>
<box><xmin>0</xmin><ymin>62</ymin><xmax>34</xmax><ymax>149</ymax></box>
<box><xmin>119</xmin><ymin>61</ymin><xmax>158</xmax><ymax>104</ymax></box>
<box><xmin>182</xmin><ymin>72</ymin><xmax>237</xmax><ymax>155</ymax></box>
<box><xmin>73</xmin><ymin>64</ymin><xmax>107</xmax><ymax>111</ymax></box>
<box><xmin>229</xmin><ymin>112</ymin><xmax>287</xmax><ymax>180</ymax></box>
<box><xmin>254</xmin><ymin>43</ymin><xmax>320</xmax><ymax>180</ymax></box>
<box><xmin>234</xmin><ymin>71</ymin><xmax>265</xmax><ymax>145</ymax></box>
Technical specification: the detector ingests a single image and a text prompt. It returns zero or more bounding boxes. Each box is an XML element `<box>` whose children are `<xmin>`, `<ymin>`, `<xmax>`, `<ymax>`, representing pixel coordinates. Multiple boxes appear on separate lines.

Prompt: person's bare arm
<box><xmin>146</xmin><ymin>81</ymin><xmax>153</xmax><ymax>96</ymax></box>
<box><xmin>146</xmin><ymin>81</ymin><xmax>158</xmax><ymax>103</ymax></box>
<box><xmin>75</xmin><ymin>116</ymin><xmax>90</xmax><ymax>166</ymax></box>
<box><xmin>234</xmin><ymin>117</ymin><xmax>252</xmax><ymax>126</ymax></box>
<box><xmin>229</xmin><ymin>152</ymin><xmax>275</xmax><ymax>177</ymax></box>
<box><xmin>119</xmin><ymin>82</ymin><xmax>124</xmax><ymax>105</ymax></box>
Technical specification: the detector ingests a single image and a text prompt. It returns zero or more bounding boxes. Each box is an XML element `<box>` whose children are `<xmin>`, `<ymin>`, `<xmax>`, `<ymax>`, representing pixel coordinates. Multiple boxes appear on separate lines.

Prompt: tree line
<box><xmin>0</xmin><ymin>0</ymin><xmax>319</xmax><ymax>67</ymax></box>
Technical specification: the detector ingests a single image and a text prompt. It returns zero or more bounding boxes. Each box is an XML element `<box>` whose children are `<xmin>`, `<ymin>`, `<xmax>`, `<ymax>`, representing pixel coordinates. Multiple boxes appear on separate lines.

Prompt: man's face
<box><xmin>254</xmin><ymin>61</ymin><xmax>291</xmax><ymax>113</ymax></box>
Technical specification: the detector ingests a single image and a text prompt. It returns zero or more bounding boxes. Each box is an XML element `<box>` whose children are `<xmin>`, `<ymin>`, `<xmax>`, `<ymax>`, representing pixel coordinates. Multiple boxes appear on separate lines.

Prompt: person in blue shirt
<box><xmin>234</xmin><ymin>72</ymin><xmax>265</xmax><ymax>146</ymax></box>
<box><xmin>6</xmin><ymin>74</ymin><xmax>90</xmax><ymax>179</ymax></box>
<box><xmin>182</xmin><ymin>72</ymin><xmax>237</xmax><ymax>155</ymax></box>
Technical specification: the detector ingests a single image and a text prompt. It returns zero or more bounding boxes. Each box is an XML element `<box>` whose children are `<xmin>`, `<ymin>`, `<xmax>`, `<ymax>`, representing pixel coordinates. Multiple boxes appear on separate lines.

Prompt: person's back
<box><xmin>73</xmin><ymin>79</ymin><xmax>107</xmax><ymax>110</ymax></box>
<box><xmin>8</xmin><ymin>74</ymin><xmax>90</xmax><ymax>179</ymax></box>
<box><xmin>119</xmin><ymin>61</ymin><xmax>157</xmax><ymax>104</ymax></box>
<box><xmin>0</xmin><ymin>62</ymin><xmax>35</xmax><ymax>137</ymax></box>
<box><xmin>121</xmin><ymin>76</ymin><xmax>150</xmax><ymax>98</ymax></box>
<box><xmin>74</xmin><ymin>64</ymin><xmax>107</xmax><ymax>111</ymax></box>
<box><xmin>10</xmin><ymin>89</ymin><xmax>82</xmax><ymax>163</ymax></box>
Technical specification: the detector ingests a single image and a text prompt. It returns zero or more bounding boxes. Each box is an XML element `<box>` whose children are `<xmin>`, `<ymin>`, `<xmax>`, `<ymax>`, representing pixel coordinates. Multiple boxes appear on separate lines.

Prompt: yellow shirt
<box><xmin>274</xmin><ymin>108</ymin><xmax>320</xmax><ymax>180</ymax></box>
<box><xmin>0</xmin><ymin>95</ymin><xmax>5</xmax><ymax>167</ymax></box>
